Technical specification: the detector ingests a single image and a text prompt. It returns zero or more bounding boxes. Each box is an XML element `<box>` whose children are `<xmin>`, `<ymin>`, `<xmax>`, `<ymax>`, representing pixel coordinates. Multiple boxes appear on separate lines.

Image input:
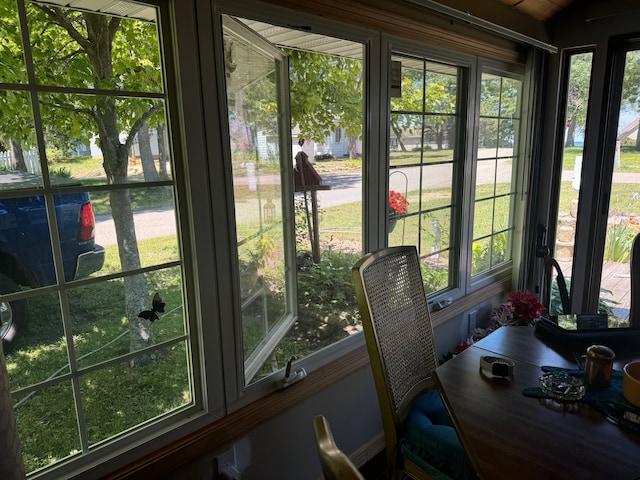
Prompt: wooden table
<box><xmin>433</xmin><ymin>326</ymin><xmax>640</xmax><ymax>480</ymax></box>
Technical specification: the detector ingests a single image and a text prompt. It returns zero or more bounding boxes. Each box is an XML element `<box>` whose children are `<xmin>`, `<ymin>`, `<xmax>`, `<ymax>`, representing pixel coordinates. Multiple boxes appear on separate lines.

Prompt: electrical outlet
<box><xmin>216</xmin><ymin>447</ymin><xmax>236</xmax><ymax>474</ymax></box>
<box><xmin>468</xmin><ymin>309</ymin><xmax>477</xmax><ymax>334</ymax></box>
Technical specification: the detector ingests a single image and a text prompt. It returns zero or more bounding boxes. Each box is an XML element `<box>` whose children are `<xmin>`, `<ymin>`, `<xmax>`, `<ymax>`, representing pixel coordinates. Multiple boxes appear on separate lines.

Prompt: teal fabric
<box><xmin>523</xmin><ymin>366</ymin><xmax>640</xmax><ymax>433</ymax></box>
<box><xmin>400</xmin><ymin>390</ymin><xmax>475</xmax><ymax>480</ymax></box>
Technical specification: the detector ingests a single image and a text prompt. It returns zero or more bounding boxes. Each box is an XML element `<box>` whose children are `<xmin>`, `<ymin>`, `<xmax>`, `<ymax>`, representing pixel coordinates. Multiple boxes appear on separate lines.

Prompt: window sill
<box><xmin>431</xmin><ymin>274</ymin><xmax>512</xmax><ymax>327</ymax></box>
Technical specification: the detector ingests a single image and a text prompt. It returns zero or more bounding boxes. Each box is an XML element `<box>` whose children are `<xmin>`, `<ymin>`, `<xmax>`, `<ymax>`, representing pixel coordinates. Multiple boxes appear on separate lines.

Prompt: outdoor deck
<box><xmin>557</xmin><ymin>258</ymin><xmax>631</xmax><ymax>320</ymax></box>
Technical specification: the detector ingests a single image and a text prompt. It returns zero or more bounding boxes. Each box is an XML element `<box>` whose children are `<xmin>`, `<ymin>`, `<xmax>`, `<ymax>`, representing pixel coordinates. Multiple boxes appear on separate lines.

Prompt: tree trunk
<box><xmin>98</xmin><ymin>98</ymin><xmax>153</xmax><ymax>358</ymax></box>
<box><xmin>565</xmin><ymin>116</ymin><xmax>576</xmax><ymax>147</ymax></box>
<box><xmin>390</xmin><ymin>120</ymin><xmax>407</xmax><ymax>151</ymax></box>
<box><xmin>157</xmin><ymin>122</ymin><xmax>168</xmax><ymax>179</ymax></box>
<box><xmin>11</xmin><ymin>140</ymin><xmax>26</xmax><ymax>172</ymax></box>
<box><xmin>636</xmin><ymin>118</ymin><xmax>640</xmax><ymax>151</ymax></box>
<box><xmin>348</xmin><ymin>135</ymin><xmax>357</xmax><ymax>159</ymax></box>
<box><xmin>138</xmin><ymin>122</ymin><xmax>159</xmax><ymax>182</ymax></box>
<box><xmin>110</xmin><ymin>188</ymin><xmax>155</xmax><ymax>355</ymax></box>
<box><xmin>39</xmin><ymin>9</ymin><xmax>157</xmax><ymax>360</ymax></box>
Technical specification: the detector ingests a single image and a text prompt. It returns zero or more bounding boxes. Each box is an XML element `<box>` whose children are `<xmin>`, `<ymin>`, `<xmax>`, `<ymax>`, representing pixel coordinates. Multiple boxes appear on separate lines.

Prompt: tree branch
<box><xmin>36</xmin><ymin>5</ymin><xmax>91</xmax><ymax>52</ymax></box>
<box><xmin>38</xmin><ymin>98</ymin><xmax>96</xmax><ymax>120</ymax></box>
<box><xmin>123</xmin><ymin>102</ymin><xmax>164</xmax><ymax>151</ymax></box>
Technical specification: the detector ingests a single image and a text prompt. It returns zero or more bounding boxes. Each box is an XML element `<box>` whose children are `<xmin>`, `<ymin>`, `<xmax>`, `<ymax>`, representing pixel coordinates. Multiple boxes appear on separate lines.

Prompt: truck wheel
<box><xmin>0</xmin><ymin>274</ymin><xmax>28</xmax><ymax>349</ymax></box>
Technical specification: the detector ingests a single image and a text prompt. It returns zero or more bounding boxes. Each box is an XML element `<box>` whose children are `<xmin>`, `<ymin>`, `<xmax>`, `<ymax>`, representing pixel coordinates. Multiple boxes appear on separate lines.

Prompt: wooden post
<box><xmin>310</xmin><ymin>190</ymin><xmax>321</xmax><ymax>263</ymax></box>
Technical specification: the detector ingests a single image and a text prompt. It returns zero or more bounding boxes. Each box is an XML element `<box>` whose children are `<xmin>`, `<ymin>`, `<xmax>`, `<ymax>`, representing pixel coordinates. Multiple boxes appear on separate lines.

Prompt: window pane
<box><xmin>14</xmin><ymin>382</ymin><xmax>79</xmax><ymax>472</ymax></box>
<box><xmin>39</xmin><ymin>94</ymin><xmax>171</xmax><ymax>185</ymax></box>
<box><xmin>0</xmin><ymin>91</ymin><xmax>40</xmax><ymax>180</ymax></box>
<box><xmin>420</xmin><ymin>208</ymin><xmax>451</xmax><ymax>256</ymax></box>
<box><xmin>595</xmin><ymin>49</ymin><xmax>640</xmax><ymax>322</ymax></box>
<box><xmin>27</xmin><ymin>3</ymin><xmax>162</xmax><ymax>92</ymax></box>
<box><xmin>491</xmin><ymin>231</ymin><xmax>510</xmax><ymax>267</ymax></box>
<box><xmin>472</xmin><ymin>72</ymin><xmax>522</xmax><ymax>277</ymax></box>
<box><xmin>90</xmin><ymin>186</ymin><xmax>179</xmax><ymax>276</ymax></box>
<box><xmin>2</xmin><ymin>2</ymin><xmax>192</xmax><ymax>475</ymax></box>
<box><xmin>80</xmin><ymin>342</ymin><xmax>191</xmax><ymax>446</ymax></box>
<box><xmin>478</xmin><ymin>118</ymin><xmax>499</xmax><ymax>150</ymax></box>
<box><xmin>493</xmin><ymin>195</ymin><xmax>511</xmax><ymax>231</ymax></box>
<box><xmin>389</xmin><ymin>53</ymin><xmax>460</xmax><ymax>296</ymax></box>
<box><xmin>223</xmin><ymin>17</ymin><xmax>293</xmax><ymax>384</ymax></box>
<box><xmin>476</xmin><ymin>158</ymin><xmax>496</xmax><ymax>201</ymax></box>
<box><xmin>551</xmin><ymin>52</ymin><xmax>592</xmax><ymax>315</ymax></box>
<box><xmin>471</xmin><ymin>237</ymin><xmax>491</xmax><ymax>275</ymax></box>
<box><xmin>7</xmin><ymin>292</ymin><xmax>64</xmax><ymax>389</ymax></box>
<box><xmin>473</xmin><ymin>198</ymin><xmax>493</xmax><ymax>238</ymax></box>
<box><xmin>390</xmin><ymin>114</ymin><xmax>424</xmax><ymax>166</ymax></box>
<box><xmin>495</xmin><ymin>158</ymin><xmax>514</xmax><ymax>196</ymax></box>
<box><xmin>420</xmin><ymin>175</ymin><xmax>453</xmax><ymax>210</ymax></box>
<box><xmin>232</xmin><ymin>18</ymin><xmax>365</xmax><ymax>385</ymax></box>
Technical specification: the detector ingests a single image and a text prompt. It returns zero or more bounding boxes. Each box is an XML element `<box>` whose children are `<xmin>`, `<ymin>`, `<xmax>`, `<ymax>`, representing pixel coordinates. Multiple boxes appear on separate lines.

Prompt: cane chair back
<box><xmin>353</xmin><ymin>246</ymin><xmax>472</xmax><ymax>480</ymax></box>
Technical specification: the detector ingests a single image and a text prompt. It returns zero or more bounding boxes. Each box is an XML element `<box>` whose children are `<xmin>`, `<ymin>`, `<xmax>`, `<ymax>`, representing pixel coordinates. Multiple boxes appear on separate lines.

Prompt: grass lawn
<box><xmin>8</xmin><ymin>237</ymin><xmax>189</xmax><ymax>474</ymax></box>
<box><xmin>561</xmin><ymin>145</ymin><xmax>640</xmax><ymax>173</ymax></box>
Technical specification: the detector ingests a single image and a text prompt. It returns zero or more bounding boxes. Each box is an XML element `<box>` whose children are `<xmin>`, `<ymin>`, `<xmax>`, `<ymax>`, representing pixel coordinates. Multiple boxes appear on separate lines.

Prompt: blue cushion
<box><xmin>400</xmin><ymin>390</ymin><xmax>474</xmax><ymax>480</ymax></box>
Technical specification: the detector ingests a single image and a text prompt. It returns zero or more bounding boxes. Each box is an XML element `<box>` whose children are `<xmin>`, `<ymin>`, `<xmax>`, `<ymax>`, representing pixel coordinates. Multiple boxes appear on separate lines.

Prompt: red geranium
<box><xmin>509</xmin><ymin>290</ymin><xmax>544</xmax><ymax>323</ymax></box>
<box><xmin>389</xmin><ymin>190</ymin><xmax>409</xmax><ymax>215</ymax></box>
<box><xmin>490</xmin><ymin>290</ymin><xmax>543</xmax><ymax>327</ymax></box>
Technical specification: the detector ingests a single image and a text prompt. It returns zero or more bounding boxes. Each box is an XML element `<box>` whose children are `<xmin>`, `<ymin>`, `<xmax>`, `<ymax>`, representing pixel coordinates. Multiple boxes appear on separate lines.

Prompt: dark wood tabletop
<box><xmin>433</xmin><ymin>326</ymin><xmax>640</xmax><ymax>480</ymax></box>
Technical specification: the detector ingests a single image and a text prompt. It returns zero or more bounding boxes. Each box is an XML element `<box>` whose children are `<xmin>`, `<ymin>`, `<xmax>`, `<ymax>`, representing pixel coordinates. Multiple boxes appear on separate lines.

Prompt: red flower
<box><xmin>389</xmin><ymin>190</ymin><xmax>409</xmax><ymax>215</ymax></box>
<box><xmin>455</xmin><ymin>341</ymin><xmax>471</xmax><ymax>353</ymax></box>
<box><xmin>490</xmin><ymin>290</ymin><xmax>544</xmax><ymax>327</ymax></box>
<box><xmin>508</xmin><ymin>290</ymin><xmax>544</xmax><ymax>324</ymax></box>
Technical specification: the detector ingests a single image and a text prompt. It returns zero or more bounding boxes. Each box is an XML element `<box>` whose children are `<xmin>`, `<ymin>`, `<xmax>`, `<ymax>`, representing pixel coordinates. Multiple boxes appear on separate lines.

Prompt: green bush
<box><xmin>548</xmin><ymin>277</ymin><xmax>617</xmax><ymax>316</ymax></box>
<box><xmin>421</xmin><ymin>263</ymin><xmax>448</xmax><ymax>294</ymax></box>
<box><xmin>604</xmin><ymin>223</ymin><xmax>635</xmax><ymax>262</ymax></box>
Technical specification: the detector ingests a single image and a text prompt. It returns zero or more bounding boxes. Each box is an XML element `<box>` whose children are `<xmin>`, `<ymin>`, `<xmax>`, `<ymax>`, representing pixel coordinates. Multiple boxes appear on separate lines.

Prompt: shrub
<box><xmin>604</xmin><ymin>223</ymin><xmax>635</xmax><ymax>262</ymax></box>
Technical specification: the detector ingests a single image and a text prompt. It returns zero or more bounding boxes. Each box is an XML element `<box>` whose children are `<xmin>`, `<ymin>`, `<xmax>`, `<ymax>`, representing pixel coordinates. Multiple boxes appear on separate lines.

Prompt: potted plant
<box><xmin>490</xmin><ymin>290</ymin><xmax>544</xmax><ymax>327</ymax></box>
<box><xmin>388</xmin><ymin>190</ymin><xmax>409</xmax><ymax>232</ymax></box>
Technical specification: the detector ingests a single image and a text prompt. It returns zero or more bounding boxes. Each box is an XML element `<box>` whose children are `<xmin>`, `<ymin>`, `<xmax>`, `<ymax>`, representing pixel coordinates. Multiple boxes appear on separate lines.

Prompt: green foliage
<box><xmin>604</xmin><ymin>223</ymin><xmax>636</xmax><ymax>262</ymax></box>
<box><xmin>297</xmin><ymin>248</ymin><xmax>359</xmax><ymax>310</ymax></box>
<box><xmin>564</xmin><ymin>53</ymin><xmax>592</xmax><ymax>147</ymax></box>
<box><xmin>285</xmin><ymin>48</ymin><xmax>362</xmax><ymax>143</ymax></box>
<box><xmin>390</xmin><ymin>63</ymin><xmax>457</xmax><ymax>152</ymax></box>
<box><xmin>548</xmin><ymin>277</ymin><xmax>617</xmax><ymax>317</ymax></box>
<box><xmin>421</xmin><ymin>263</ymin><xmax>448</xmax><ymax>294</ymax></box>
<box><xmin>49</xmin><ymin>166</ymin><xmax>72</xmax><ymax>178</ymax></box>
<box><xmin>471</xmin><ymin>232</ymin><xmax>508</xmax><ymax>275</ymax></box>
<box><xmin>479</xmin><ymin>75</ymin><xmax>522</xmax><ymax>148</ymax></box>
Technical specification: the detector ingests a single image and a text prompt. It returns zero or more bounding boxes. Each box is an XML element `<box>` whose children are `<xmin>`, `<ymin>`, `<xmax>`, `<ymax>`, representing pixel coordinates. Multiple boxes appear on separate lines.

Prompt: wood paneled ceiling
<box><xmin>496</xmin><ymin>0</ymin><xmax>578</xmax><ymax>22</ymax></box>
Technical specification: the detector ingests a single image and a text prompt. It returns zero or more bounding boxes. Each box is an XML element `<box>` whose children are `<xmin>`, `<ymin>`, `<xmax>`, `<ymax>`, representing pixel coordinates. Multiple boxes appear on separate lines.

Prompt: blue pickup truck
<box><xmin>0</xmin><ymin>171</ymin><xmax>105</xmax><ymax>346</ymax></box>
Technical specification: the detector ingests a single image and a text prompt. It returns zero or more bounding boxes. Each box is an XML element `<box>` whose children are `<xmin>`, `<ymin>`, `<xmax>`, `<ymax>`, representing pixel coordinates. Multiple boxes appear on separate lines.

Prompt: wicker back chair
<box><xmin>353</xmin><ymin>246</ymin><xmax>472</xmax><ymax>480</ymax></box>
<box><xmin>313</xmin><ymin>415</ymin><xmax>365</xmax><ymax>480</ymax></box>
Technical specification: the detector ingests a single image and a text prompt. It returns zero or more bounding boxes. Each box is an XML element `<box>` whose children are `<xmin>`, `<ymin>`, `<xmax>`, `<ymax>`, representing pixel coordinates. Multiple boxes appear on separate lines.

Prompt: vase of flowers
<box><xmin>490</xmin><ymin>290</ymin><xmax>544</xmax><ymax>327</ymax></box>
<box><xmin>388</xmin><ymin>190</ymin><xmax>409</xmax><ymax>232</ymax></box>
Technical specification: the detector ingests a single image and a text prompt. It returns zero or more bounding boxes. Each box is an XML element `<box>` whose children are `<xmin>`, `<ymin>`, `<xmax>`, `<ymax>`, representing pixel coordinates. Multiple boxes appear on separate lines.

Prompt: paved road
<box><xmin>95</xmin><ymin>207</ymin><xmax>176</xmax><ymax>246</ymax></box>
<box><xmin>95</xmin><ymin>167</ymin><xmax>640</xmax><ymax>246</ymax></box>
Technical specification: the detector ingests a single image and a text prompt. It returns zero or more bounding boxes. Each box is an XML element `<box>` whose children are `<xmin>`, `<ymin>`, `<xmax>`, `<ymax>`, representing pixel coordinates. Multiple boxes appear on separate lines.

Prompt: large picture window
<box><xmin>387</xmin><ymin>50</ymin><xmax>525</xmax><ymax>301</ymax></box>
<box><xmin>0</xmin><ymin>1</ymin><xmax>192</xmax><ymax>475</ymax></box>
